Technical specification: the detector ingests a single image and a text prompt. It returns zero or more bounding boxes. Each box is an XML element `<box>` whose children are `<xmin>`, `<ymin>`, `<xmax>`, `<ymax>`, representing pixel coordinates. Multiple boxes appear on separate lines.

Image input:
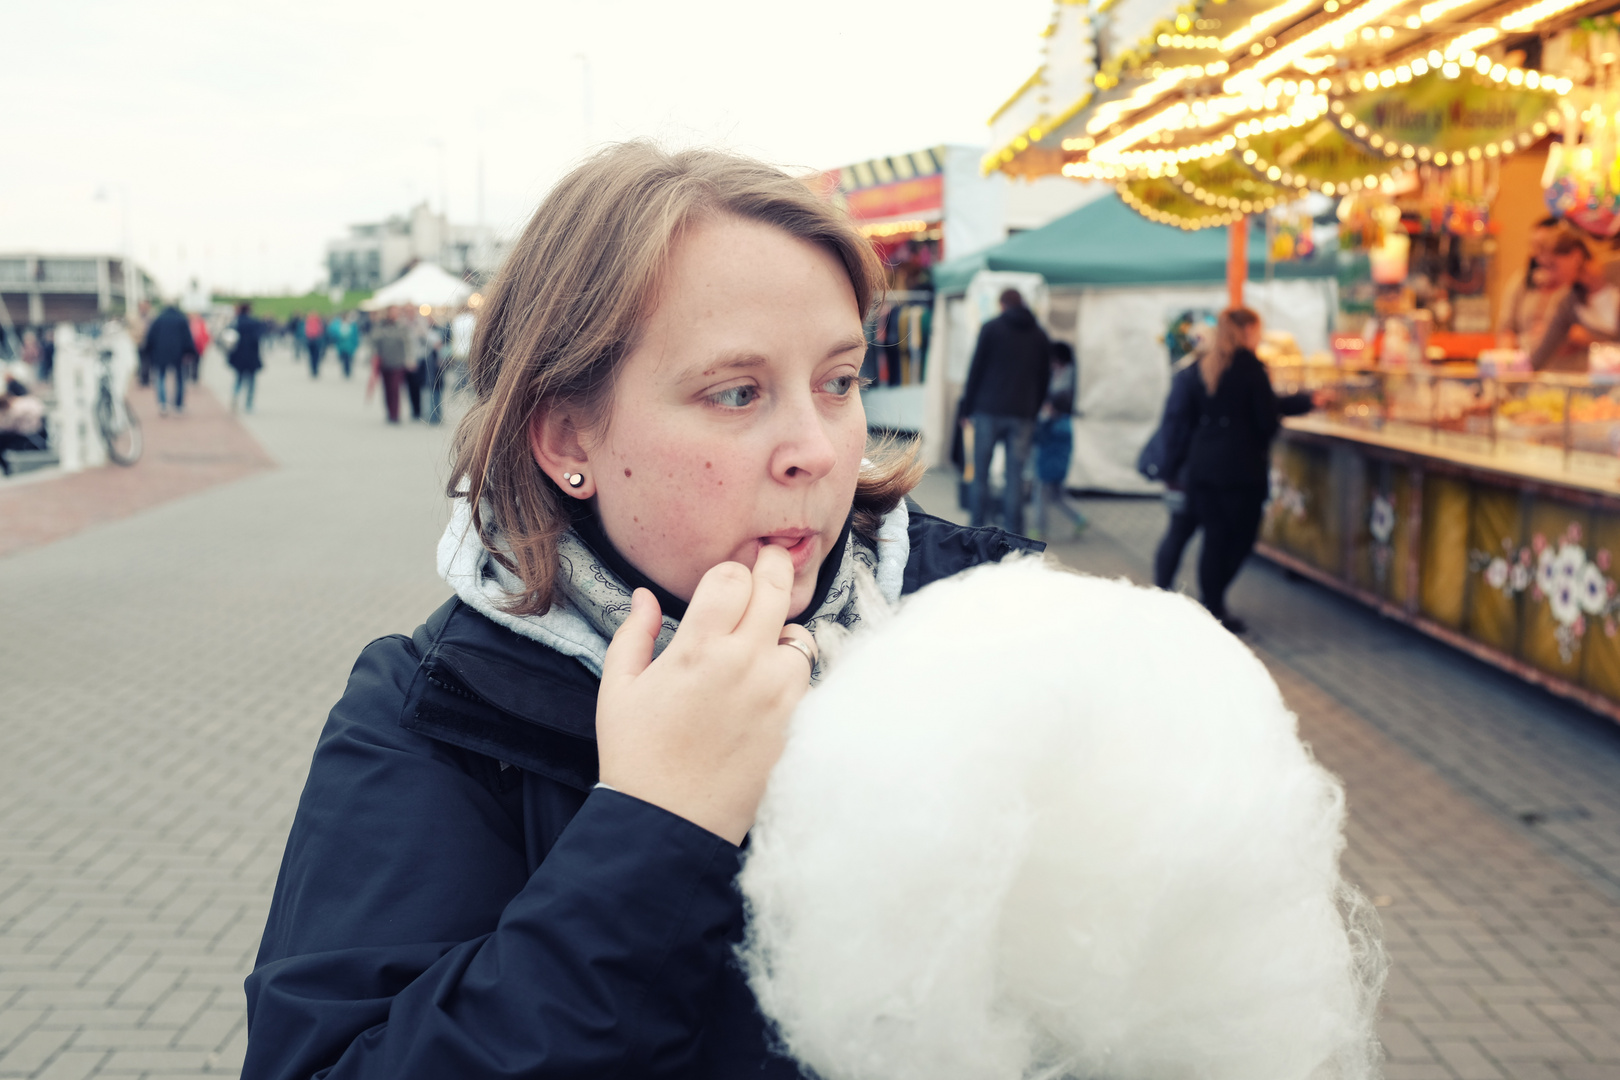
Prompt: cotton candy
<box><xmin>738</xmin><ymin>558</ymin><xmax>1385</xmax><ymax>1080</ymax></box>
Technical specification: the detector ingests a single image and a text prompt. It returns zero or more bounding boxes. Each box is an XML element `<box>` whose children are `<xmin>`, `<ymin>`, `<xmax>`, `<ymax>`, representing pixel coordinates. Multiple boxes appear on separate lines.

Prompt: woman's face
<box><xmin>583</xmin><ymin>215</ymin><xmax>868</xmax><ymax>618</ymax></box>
<box><xmin>1243</xmin><ymin>321</ymin><xmax>1264</xmax><ymax>350</ymax></box>
<box><xmin>1546</xmin><ymin>247</ymin><xmax>1587</xmax><ymax>289</ymax></box>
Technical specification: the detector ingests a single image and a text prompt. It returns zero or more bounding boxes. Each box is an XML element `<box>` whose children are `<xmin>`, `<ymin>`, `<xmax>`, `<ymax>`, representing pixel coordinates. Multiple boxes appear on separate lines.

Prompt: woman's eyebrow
<box><xmin>826</xmin><ymin>334</ymin><xmax>867</xmax><ymax>358</ymax></box>
<box><xmin>699</xmin><ymin>354</ymin><xmax>768</xmax><ymax>377</ymax></box>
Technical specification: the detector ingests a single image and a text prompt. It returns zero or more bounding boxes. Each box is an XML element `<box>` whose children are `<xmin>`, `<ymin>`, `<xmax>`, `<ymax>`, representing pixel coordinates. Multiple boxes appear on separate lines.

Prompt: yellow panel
<box><xmin>1519</xmin><ymin>499</ymin><xmax>1593</xmax><ymax>682</ymax></box>
<box><xmin>1462</xmin><ymin>485</ymin><xmax>1523</xmax><ymax>654</ymax></box>
<box><xmin>1580</xmin><ymin>511</ymin><xmax>1620</xmax><ymax>703</ymax></box>
<box><xmin>1419</xmin><ymin>473</ymin><xmax>1471</xmax><ymax>629</ymax></box>
<box><xmin>1264</xmin><ymin>442</ymin><xmax>1335</xmax><ymax>571</ymax></box>
<box><xmin>1351</xmin><ymin>458</ymin><xmax>1412</xmax><ymax>603</ymax></box>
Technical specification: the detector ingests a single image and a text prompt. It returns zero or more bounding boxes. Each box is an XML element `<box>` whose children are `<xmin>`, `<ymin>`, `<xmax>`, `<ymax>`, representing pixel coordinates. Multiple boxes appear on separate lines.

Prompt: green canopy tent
<box><xmin>932</xmin><ymin>194</ymin><xmax>1334</xmax><ymax>293</ymax></box>
<box><xmin>919</xmin><ymin>194</ymin><xmax>1337</xmax><ymax>492</ymax></box>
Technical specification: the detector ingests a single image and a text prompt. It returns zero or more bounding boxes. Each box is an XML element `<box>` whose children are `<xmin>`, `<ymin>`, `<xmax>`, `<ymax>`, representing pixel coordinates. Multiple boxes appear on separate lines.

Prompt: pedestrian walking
<box><xmin>331</xmin><ymin>312</ymin><xmax>360</xmax><ymax>378</ymax></box>
<box><xmin>404</xmin><ymin>313</ymin><xmax>429</xmax><ymax>420</ymax></box>
<box><xmin>959</xmin><ymin>288</ymin><xmax>1051</xmax><ymax>534</ymax></box>
<box><xmin>227</xmin><ymin>303</ymin><xmax>264</xmax><ymax>413</ymax></box>
<box><xmin>1147</xmin><ymin>355</ymin><xmax>1203</xmax><ymax>592</ymax></box>
<box><xmin>369</xmin><ymin>307</ymin><xmax>411</xmax><ymax>423</ymax></box>
<box><xmin>187</xmin><ymin>311</ymin><xmax>211</xmax><ymax>383</ymax></box>
<box><xmin>145</xmin><ymin>301</ymin><xmax>197</xmax><ymax>416</ymax></box>
<box><xmin>1162</xmin><ymin>307</ymin><xmax>1319</xmax><ymax>633</ymax></box>
<box><xmin>126</xmin><ymin>300</ymin><xmax>153</xmax><ymax>387</ymax></box>
<box><xmin>1030</xmin><ymin>341</ymin><xmax>1088</xmax><ymax>540</ymax></box>
<box><xmin>304</xmin><ymin>311</ymin><xmax>326</xmax><ymax>377</ymax></box>
<box><xmin>240</xmin><ymin>141</ymin><xmax>1041</xmax><ymax>1080</ymax></box>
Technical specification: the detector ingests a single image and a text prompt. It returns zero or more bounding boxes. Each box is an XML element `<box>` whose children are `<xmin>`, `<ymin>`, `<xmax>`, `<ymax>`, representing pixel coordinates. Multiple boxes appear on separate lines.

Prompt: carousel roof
<box><xmin>986</xmin><ymin>0</ymin><xmax>1593</xmax><ymax>226</ymax></box>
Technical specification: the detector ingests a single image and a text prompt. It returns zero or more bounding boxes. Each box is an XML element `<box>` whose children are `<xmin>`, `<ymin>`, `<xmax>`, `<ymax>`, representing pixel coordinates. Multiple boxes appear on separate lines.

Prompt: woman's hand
<box><xmin>596</xmin><ymin>544</ymin><xmax>814</xmax><ymax>845</ymax></box>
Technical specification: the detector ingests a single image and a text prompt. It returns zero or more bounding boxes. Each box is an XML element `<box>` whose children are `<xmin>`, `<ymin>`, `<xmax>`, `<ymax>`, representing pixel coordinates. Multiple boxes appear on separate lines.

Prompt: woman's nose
<box><xmin>770</xmin><ymin>391</ymin><xmax>839</xmax><ymax>483</ymax></box>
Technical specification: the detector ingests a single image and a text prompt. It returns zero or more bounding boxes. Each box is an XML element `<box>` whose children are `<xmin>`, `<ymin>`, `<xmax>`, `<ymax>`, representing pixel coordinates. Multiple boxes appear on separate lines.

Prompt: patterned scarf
<box><xmin>437</xmin><ymin>497</ymin><xmax>911</xmax><ymax>684</ymax></box>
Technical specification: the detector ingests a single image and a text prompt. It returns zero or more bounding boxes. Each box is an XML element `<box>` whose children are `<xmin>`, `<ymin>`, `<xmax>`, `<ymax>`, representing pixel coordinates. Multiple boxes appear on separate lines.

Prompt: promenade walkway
<box><xmin>2</xmin><ymin>366</ymin><xmax>1617</xmax><ymax>1078</ymax></box>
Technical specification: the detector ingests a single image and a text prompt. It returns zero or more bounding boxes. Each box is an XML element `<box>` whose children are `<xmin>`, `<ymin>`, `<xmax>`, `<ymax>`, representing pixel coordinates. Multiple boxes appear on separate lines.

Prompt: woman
<box><xmin>1162</xmin><ymin>307</ymin><xmax>1315</xmax><ymax>634</ymax></box>
<box><xmin>242</xmin><ymin>143</ymin><xmax>1039</xmax><ymax>1080</ymax></box>
<box><xmin>1528</xmin><ymin>229</ymin><xmax>1620</xmax><ymax>372</ymax></box>
<box><xmin>227</xmin><ymin>303</ymin><xmax>264</xmax><ymax>413</ymax></box>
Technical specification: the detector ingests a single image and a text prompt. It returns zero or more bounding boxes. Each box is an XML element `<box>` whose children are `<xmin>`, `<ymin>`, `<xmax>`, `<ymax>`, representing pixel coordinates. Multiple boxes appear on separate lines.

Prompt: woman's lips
<box><xmin>760</xmin><ymin>531</ymin><xmax>818</xmax><ymax>574</ymax></box>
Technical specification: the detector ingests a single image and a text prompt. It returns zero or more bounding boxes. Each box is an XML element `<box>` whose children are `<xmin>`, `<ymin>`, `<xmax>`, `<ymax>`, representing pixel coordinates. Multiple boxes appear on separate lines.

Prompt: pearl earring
<box><xmin>564</xmin><ymin>472</ymin><xmax>585</xmax><ymax>489</ymax></box>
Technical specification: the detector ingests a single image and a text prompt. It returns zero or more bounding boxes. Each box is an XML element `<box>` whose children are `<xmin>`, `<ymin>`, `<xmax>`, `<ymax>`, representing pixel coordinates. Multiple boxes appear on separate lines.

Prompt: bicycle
<box><xmin>95</xmin><ymin>347</ymin><xmax>142</xmax><ymax>466</ymax></box>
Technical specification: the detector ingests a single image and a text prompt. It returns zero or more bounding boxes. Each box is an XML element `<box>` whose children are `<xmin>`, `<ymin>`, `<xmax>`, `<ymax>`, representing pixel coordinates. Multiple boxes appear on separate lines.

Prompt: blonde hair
<box><xmin>1200</xmin><ymin>307</ymin><xmax>1260</xmax><ymax>393</ymax></box>
<box><xmin>449</xmin><ymin>141</ymin><xmax>923</xmax><ymax>616</ymax></box>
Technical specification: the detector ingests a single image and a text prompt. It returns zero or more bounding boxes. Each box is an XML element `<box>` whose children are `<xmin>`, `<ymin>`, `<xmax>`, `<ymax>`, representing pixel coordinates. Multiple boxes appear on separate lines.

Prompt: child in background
<box><xmin>1031</xmin><ymin>341</ymin><xmax>1088</xmax><ymax>541</ymax></box>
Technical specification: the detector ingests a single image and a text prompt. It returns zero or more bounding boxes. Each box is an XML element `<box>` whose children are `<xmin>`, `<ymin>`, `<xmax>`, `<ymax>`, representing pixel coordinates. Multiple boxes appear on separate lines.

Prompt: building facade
<box><xmin>0</xmin><ymin>254</ymin><xmax>159</xmax><ymax>328</ymax></box>
<box><xmin>325</xmin><ymin>203</ymin><xmax>506</xmax><ymax>293</ymax></box>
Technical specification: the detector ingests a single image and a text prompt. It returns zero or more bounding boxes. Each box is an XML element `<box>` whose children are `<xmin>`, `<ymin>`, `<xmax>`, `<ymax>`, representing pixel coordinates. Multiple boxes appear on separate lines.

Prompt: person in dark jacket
<box><xmin>1150</xmin><ymin>356</ymin><xmax>1203</xmax><ymax>590</ymax></box>
<box><xmin>227</xmin><ymin>303</ymin><xmax>264</xmax><ymax>413</ymax></box>
<box><xmin>1164</xmin><ymin>307</ymin><xmax>1317</xmax><ymax>633</ymax></box>
<box><xmin>144</xmin><ymin>302</ymin><xmax>197</xmax><ymax>416</ymax></box>
<box><xmin>242</xmin><ymin>142</ymin><xmax>1043</xmax><ymax>1080</ymax></box>
<box><xmin>959</xmin><ymin>288</ymin><xmax>1050</xmax><ymax>533</ymax></box>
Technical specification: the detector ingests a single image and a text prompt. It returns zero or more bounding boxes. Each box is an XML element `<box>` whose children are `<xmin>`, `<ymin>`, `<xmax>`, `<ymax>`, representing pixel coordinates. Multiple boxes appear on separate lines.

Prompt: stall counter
<box><xmin>1259</xmin><ymin>369</ymin><xmax>1620</xmax><ymax>723</ymax></box>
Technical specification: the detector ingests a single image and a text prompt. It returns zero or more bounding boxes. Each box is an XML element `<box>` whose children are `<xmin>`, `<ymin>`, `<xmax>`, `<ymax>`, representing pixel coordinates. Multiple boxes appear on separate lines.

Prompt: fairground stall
<box><xmin>987</xmin><ymin>0</ymin><xmax>1620</xmax><ymax>720</ymax></box>
<box><xmin>819</xmin><ymin>146</ymin><xmax>1095</xmax><ymax>436</ymax></box>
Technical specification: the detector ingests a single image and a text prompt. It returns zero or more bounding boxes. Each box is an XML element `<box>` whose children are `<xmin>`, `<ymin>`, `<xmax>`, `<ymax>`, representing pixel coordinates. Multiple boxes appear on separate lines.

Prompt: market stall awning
<box><xmin>931</xmin><ymin>193</ymin><xmax>1336</xmax><ymax>291</ymax></box>
<box><xmin>361</xmin><ymin>262</ymin><xmax>471</xmax><ymax>311</ymax></box>
<box><xmin>984</xmin><ymin>0</ymin><xmax>1584</xmax><ymax>227</ymax></box>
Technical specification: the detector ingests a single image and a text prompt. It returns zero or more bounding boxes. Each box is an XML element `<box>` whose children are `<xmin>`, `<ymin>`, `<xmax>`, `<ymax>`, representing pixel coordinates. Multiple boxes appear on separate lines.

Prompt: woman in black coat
<box><xmin>241</xmin><ymin>143</ymin><xmax>1041</xmax><ymax>1080</ymax></box>
<box><xmin>1169</xmin><ymin>307</ymin><xmax>1316</xmax><ymax>633</ymax></box>
<box><xmin>227</xmin><ymin>303</ymin><xmax>264</xmax><ymax>413</ymax></box>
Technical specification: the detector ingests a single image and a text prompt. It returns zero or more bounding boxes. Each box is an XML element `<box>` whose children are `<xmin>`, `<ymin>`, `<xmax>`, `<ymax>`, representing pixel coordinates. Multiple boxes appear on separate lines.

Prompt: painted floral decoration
<box><xmin>1369</xmin><ymin>492</ymin><xmax>1396</xmax><ymax>585</ymax></box>
<box><xmin>1470</xmin><ymin>521</ymin><xmax>1619</xmax><ymax>662</ymax></box>
<box><xmin>1268</xmin><ymin>466</ymin><xmax>1307</xmax><ymax>522</ymax></box>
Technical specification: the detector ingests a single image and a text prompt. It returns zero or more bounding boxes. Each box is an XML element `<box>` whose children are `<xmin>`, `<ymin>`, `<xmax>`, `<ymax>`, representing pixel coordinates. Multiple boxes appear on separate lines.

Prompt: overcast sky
<box><xmin>1</xmin><ymin>0</ymin><xmax>1052</xmax><ymax>297</ymax></box>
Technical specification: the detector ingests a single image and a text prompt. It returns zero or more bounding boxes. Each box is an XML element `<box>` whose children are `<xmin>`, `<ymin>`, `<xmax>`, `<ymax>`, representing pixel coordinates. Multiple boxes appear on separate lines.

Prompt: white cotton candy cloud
<box><xmin>738</xmin><ymin>558</ymin><xmax>1385</xmax><ymax>1080</ymax></box>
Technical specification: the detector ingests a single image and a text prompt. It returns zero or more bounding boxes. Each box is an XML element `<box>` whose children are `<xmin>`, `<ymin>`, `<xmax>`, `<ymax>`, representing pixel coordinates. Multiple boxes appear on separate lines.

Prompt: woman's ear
<box><xmin>529</xmin><ymin>408</ymin><xmax>597</xmax><ymax>499</ymax></box>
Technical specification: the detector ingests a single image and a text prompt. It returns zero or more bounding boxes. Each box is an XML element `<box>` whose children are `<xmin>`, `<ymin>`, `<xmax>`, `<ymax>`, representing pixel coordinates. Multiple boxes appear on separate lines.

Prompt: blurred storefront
<box><xmin>0</xmin><ymin>253</ymin><xmax>158</xmax><ymax>328</ymax></box>
<box><xmin>819</xmin><ymin>145</ymin><xmax>1096</xmax><ymax>435</ymax></box>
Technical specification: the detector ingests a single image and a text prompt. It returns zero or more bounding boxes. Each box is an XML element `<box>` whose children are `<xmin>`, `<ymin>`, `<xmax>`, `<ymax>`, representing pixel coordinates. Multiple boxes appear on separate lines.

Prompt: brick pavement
<box><xmin>1</xmin><ymin>343</ymin><xmax>456</xmax><ymax>1079</ymax></box>
<box><xmin>0</xmin><ymin>379</ymin><xmax>274</xmax><ymax>558</ymax></box>
<box><xmin>914</xmin><ymin>472</ymin><xmax>1620</xmax><ymax>1080</ymax></box>
<box><xmin>3</xmin><ymin>373</ymin><xmax>1617</xmax><ymax>1078</ymax></box>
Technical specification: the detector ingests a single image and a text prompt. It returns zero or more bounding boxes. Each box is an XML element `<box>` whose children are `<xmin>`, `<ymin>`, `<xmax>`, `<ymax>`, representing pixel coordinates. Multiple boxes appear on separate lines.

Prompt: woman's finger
<box><xmin>675</xmin><ymin>560</ymin><xmax>756</xmax><ymax>642</ymax></box>
<box><xmin>776</xmin><ymin>623</ymin><xmax>818</xmax><ymax>678</ymax></box>
<box><xmin>736</xmin><ymin>543</ymin><xmax>797</xmax><ymax>644</ymax></box>
<box><xmin>600</xmin><ymin>588</ymin><xmax>662</xmax><ymax>689</ymax></box>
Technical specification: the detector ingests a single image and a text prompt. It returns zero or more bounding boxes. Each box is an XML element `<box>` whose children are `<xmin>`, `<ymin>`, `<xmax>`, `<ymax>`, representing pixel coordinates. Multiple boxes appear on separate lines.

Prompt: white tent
<box><xmin>362</xmin><ymin>262</ymin><xmax>471</xmax><ymax>311</ymax></box>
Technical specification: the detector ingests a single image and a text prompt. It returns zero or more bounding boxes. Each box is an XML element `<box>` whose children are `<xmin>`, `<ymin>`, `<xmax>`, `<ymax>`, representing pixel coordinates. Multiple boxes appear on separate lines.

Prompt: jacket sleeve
<box><xmin>959</xmin><ymin>323</ymin><xmax>993</xmax><ymax>416</ymax></box>
<box><xmin>243</xmin><ymin>637</ymin><xmax>745</xmax><ymax>1080</ymax></box>
<box><xmin>1160</xmin><ymin>368</ymin><xmax>1199</xmax><ymax>483</ymax></box>
<box><xmin>1245</xmin><ymin>356</ymin><xmax>1283</xmax><ymax>444</ymax></box>
<box><xmin>1276</xmin><ymin>390</ymin><xmax>1314</xmax><ymax>417</ymax></box>
<box><xmin>1529</xmin><ymin>292</ymin><xmax>1578</xmax><ymax>371</ymax></box>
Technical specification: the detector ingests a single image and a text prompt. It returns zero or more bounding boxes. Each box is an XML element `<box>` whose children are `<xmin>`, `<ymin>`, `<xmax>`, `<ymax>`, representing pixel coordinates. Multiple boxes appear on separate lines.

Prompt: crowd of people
<box><xmin>0</xmin><ymin>293</ymin><xmax>476</xmax><ymax>479</ymax></box>
<box><xmin>958</xmin><ymin>288</ymin><xmax>1321</xmax><ymax>634</ymax></box>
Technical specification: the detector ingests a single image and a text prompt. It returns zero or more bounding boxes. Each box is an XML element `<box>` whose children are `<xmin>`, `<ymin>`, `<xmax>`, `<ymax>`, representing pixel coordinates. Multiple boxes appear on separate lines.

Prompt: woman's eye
<box><xmin>709</xmin><ymin>385</ymin><xmax>759</xmax><ymax>408</ymax></box>
<box><xmin>822</xmin><ymin>375</ymin><xmax>858</xmax><ymax>395</ymax></box>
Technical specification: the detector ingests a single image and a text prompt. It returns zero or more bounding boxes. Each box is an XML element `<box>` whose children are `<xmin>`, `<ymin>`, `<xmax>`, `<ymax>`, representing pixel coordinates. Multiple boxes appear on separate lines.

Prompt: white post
<box><xmin>51</xmin><ymin>324</ymin><xmax>107</xmax><ymax>473</ymax></box>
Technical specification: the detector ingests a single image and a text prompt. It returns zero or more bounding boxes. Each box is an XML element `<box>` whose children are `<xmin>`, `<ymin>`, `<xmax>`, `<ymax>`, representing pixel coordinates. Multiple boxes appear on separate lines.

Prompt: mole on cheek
<box><xmin>624</xmin><ymin>468</ymin><xmax>632</xmax><ymax>478</ymax></box>
<box><xmin>705</xmin><ymin>462</ymin><xmax>712</xmax><ymax>469</ymax></box>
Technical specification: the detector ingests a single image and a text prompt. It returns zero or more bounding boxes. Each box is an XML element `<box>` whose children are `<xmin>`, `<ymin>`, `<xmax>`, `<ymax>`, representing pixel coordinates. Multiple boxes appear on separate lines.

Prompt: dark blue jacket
<box><xmin>960</xmin><ymin>306</ymin><xmax>1051</xmax><ymax>420</ymax></box>
<box><xmin>243</xmin><ymin>510</ymin><xmax>1041</xmax><ymax>1080</ymax></box>
<box><xmin>145</xmin><ymin>305</ymin><xmax>197</xmax><ymax>371</ymax></box>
